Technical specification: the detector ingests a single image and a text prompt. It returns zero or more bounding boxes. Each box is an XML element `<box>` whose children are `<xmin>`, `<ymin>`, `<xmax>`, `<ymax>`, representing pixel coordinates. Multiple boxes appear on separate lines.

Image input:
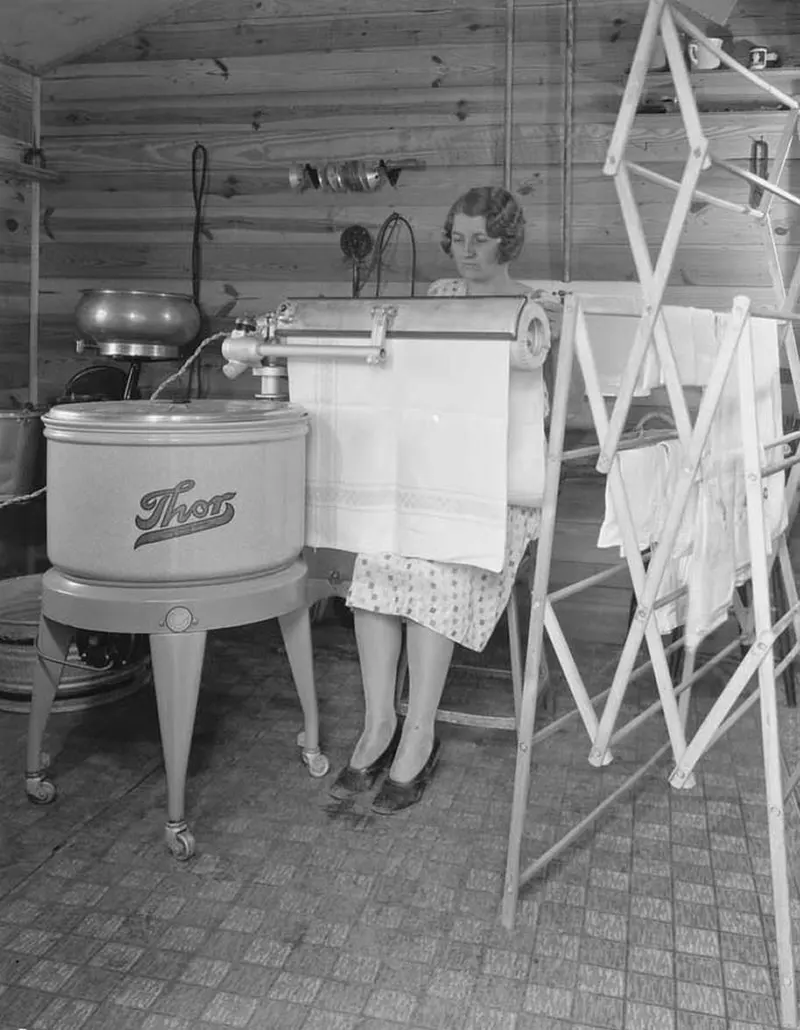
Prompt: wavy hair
<box><xmin>440</xmin><ymin>186</ymin><xmax>526</xmax><ymax>264</ymax></box>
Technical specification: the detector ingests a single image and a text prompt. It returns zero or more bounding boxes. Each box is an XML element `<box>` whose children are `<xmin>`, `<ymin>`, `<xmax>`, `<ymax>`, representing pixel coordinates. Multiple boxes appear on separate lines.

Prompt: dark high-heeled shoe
<box><xmin>328</xmin><ymin>721</ymin><xmax>403</xmax><ymax>799</ymax></box>
<box><xmin>371</xmin><ymin>738</ymin><xmax>441</xmax><ymax>815</ymax></box>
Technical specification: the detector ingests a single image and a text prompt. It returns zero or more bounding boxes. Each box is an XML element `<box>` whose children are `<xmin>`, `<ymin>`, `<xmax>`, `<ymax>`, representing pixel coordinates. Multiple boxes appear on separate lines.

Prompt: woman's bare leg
<box><xmin>390</xmin><ymin>621</ymin><xmax>454</xmax><ymax>782</ymax></box>
<box><xmin>350</xmin><ymin>609</ymin><xmax>403</xmax><ymax>768</ymax></box>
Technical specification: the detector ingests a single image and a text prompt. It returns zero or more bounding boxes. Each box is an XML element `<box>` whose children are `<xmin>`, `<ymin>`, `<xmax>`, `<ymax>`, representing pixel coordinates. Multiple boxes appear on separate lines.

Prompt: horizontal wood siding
<box><xmin>1</xmin><ymin>0</ymin><xmax>795</xmax><ymax>641</ymax></box>
<box><xmin>0</xmin><ymin>64</ymin><xmax>32</xmax><ymax>146</ymax></box>
<box><xmin>31</xmin><ymin>0</ymin><xmax>799</xmax><ymax>366</ymax></box>
<box><xmin>0</xmin><ymin>64</ymin><xmax>33</xmax><ymax>406</ymax></box>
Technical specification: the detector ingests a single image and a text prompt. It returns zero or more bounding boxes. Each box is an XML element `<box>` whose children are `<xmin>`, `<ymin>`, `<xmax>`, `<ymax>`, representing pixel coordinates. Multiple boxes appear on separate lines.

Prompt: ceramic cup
<box><xmin>688</xmin><ymin>37</ymin><xmax>723</xmax><ymax>71</ymax></box>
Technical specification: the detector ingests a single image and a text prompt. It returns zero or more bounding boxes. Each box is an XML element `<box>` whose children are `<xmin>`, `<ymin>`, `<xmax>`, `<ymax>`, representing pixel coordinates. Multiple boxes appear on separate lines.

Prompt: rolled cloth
<box><xmin>510</xmin><ymin>301</ymin><xmax>551</xmax><ymax>370</ymax></box>
<box><xmin>508</xmin><ymin>300</ymin><xmax>551</xmax><ymax>509</ymax></box>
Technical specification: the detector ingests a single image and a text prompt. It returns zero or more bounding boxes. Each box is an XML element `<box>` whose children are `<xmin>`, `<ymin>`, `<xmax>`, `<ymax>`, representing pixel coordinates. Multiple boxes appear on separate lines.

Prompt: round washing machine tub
<box><xmin>43</xmin><ymin>399</ymin><xmax>309</xmax><ymax>586</ymax></box>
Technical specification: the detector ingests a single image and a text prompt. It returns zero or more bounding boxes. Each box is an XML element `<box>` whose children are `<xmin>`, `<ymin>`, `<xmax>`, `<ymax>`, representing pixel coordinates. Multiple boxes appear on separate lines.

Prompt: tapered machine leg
<box><xmin>149</xmin><ymin>630</ymin><xmax>207</xmax><ymax>860</ymax></box>
<box><xmin>25</xmin><ymin>615</ymin><xmax>73</xmax><ymax>805</ymax></box>
<box><xmin>279</xmin><ymin>606</ymin><xmax>329</xmax><ymax>777</ymax></box>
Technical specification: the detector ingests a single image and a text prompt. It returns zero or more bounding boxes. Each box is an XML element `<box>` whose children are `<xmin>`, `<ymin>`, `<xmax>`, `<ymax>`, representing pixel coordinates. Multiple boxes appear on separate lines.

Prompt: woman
<box><xmin>330</xmin><ymin>186</ymin><xmax>559</xmax><ymax>814</ymax></box>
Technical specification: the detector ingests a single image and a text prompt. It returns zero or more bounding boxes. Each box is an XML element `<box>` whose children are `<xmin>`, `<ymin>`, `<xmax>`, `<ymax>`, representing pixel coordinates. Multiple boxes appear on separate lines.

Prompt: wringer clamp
<box><xmin>367</xmin><ymin>304</ymin><xmax>396</xmax><ymax>364</ymax></box>
<box><xmin>220</xmin><ymin>301</ymin><xmax>393</xmax><ymax>400</ymax></box>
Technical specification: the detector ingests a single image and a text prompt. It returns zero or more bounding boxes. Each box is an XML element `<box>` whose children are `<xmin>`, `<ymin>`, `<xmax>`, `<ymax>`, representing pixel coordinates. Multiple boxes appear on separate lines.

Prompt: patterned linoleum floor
<box><xmin>0</xmin><ymin>614</ymin><xmax>799</xmax><ymax>1030</ymax></box>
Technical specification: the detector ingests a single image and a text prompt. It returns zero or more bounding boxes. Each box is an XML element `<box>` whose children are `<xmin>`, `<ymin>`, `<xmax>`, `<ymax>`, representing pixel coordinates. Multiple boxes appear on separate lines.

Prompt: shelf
<box><xmin>0</xmin><ymin>157</ymin><xmax>60</xmax><ymax>184</ymax></box>
<box><xmin>645</xmin><ymin>68</ymin><xmax>800</xmax><ymax>87</ymax></box>
<box><xmin>639</xmin><ymin>67</ymin><xmax>800</xmax><ymax>113</ymax></box>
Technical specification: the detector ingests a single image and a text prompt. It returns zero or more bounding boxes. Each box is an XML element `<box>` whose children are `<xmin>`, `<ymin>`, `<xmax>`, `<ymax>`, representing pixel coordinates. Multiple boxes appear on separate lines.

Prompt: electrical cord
<box><xmin>0</xmin><ymin>487</ymin><xmax>46</xmax><ymax>510</ymax></box>
<box><xmin>376</xmin><ymin>213</ymin><xmax>417</xmax><ymax>297</ymax></box>
<box><xmin>355</xmin><ymin>212</ymin><xmax>417</xmax><ymax>298</ymax></box>
<box><xmin>151</xmin><ymin>333</ymin><xmax>226</xmax><ymax>401</ymax></box>
<box><xmin>35</xmin><ymin>645</ymin><xmax>113</xmax><ymax>673</ymax></box>
<box><xmin>185</xmin><ymin>142</ymin><xmax>209</xmax><ymax>400</ymax></box>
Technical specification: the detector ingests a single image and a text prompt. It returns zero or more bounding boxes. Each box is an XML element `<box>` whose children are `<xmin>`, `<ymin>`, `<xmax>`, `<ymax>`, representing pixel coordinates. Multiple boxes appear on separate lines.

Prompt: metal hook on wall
<box><xmin>749</xmin><ymin>137</ymin><xmax>769</xmax><ymax>208</ymax></box>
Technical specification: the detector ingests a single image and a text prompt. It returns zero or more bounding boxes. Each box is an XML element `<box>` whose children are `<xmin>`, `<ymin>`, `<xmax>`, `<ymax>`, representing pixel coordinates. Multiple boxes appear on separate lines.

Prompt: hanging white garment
<box><xmin>597</xmin><ymin>440</ymin><xmax>694</xmax><ymax>635</ymax></box>
<box><xmin>595</xmin><ymin>308</ymin><xmax>786</xmax><ymax>648</ymax></box>
<box><xmin>596</xmin><ymin>444</ymin><xmax>670</xmax><ymax>555</ymax></box>
<box><xmin>682</xmin><ymin>313</ymin><xmax>787</xmax><ymax>649</ymax></box>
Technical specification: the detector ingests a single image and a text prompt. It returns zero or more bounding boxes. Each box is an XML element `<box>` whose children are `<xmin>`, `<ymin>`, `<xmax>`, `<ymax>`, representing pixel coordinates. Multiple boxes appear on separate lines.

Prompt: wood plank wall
<box><xmin>39</xmin><ymin>0</ymin><xmax>579</xmax><ymax>406</ymax></box>
<box><xmin>19</xmin><ymin>0</ymin><xmax>798</xmax><ymax>405</ymax></box>
<box><xmin>0</xmin><ymin>63</ymin><xmax>33</xmax><ymax>405</ymax></box>
<box><xmin>1</xmin><ymin>0</ymin><xmax>798</xmax><ymax>640</ymax></box>
<box><xmin>0</xmin><ymin>0</ymin><xmax>789</xmax><ymax>402</ymax></box>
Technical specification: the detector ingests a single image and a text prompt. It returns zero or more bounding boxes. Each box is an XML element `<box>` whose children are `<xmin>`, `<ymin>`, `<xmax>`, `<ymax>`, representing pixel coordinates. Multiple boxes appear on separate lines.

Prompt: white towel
<box><xmin>587</xmin><ymin>312</ymin><xmax>661</xmax><ymax>397</ymax></box>
<box><xmin>508</xmin><ymin>365</ymin><xmax>547</xmax><ymax>510</ymax></box>
<box><xmin>288</xmin><ymin>322</ymin><xmax>549</xmax><ymax>574</ymax></box>
<box><xmin>584</xmin><ymin>305</ymin><xmax>717</xmax><ymax>397</ymax></box>
<box><xmin>594</xmin><ymin>309</ymin><xmax>785</xmax><ymax>645</ymax></box>
<box><xmin>595</xmin><ymin>440</ymin><xmax>693</xmax><ymax>635</ymax></box>
<box><xmin>596</xmin><ymin>444</ymin><xmax>671</xmax><ymax>555</ymax></box>
<box><xmin>682</xmin><ymin>312</ymin><xmax>787</xmax><ymax>648</ymax></box>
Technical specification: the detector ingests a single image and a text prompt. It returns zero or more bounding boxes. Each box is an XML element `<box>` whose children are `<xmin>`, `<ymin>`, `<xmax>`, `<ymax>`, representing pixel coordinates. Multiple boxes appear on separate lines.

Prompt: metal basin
<box><xmin>43</xmin><ymin>400</ymin><xmax>309</xmax><ymax>585</ymax></box>
<box><xmin>75</xmin><ymin>289</ymin><xmax>201</xmax><ymax>349</ymax></box>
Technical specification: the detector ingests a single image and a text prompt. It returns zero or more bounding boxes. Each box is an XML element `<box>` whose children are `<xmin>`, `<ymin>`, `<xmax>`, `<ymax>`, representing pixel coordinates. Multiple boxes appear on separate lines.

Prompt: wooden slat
<box><xmin>159</xmin><ymin>0</ymin><xmax>800</xmax><ymax>41</ymax></box>
<box><xmin>567</xmin><ymin>243</ymin><xmax>799</xmax><ymax>287</ymax></box>
<box><xmin>41</xmin><ymin>82</ymin><xmax>620</xmax><ymax>136</ymax></box>
<box><xmin>36</xmin><ymin>198</ymin><xmax>793</xmax><ymax>253</ymax></box>
<box><xmin>40</xmin><ymin>124</ymin><xmax>560</xmax><ymax>170</ymax></box>
<box><xmin>642</xmin><ymin>68</ymin><xmax>800</xmax><ymax>112</ymax></box>
<box><xmin>30</xmin><ymin>276</ymin><xmax>782</xmax><ymax>318</ymax></box>
<box><xmin>554</xmin><ymin>604</ymin><xmax>630</xmax><ymax>644</ymax></box>
<box><xmin>0</xmin><ymin>181</ymin><xmax>30</xmax><ymax>358</ymax></box>
<box><xmin>78</xmin><ymin>4</ymin><xmax>637</xmax><ymax>63</ymax></box>
<box><xmin>32</xmin><ymin>241</ymin><xmax>491</xmax><ymax>283</ymax></box>
<box><xmin>44</xmin><ymin>46</ymin><xmax>609</xmax><ymax>99</ymax></box>
<box><xmin>0</xmin><ymin>64</ymin><xmax>32</xmax><ymax>143</ymax></box>
<box><xmin>57</xmin><ymin>42</ymin><xmax>775</xmax><ymax>110</ymax></box>
<box><xmin>157</xmin><ymin>0</ymin><xmax>628</xmax><ymax>21</ymax></box>
<box><xmin>42</xmin><ymin>72</ymin><xmax>800</xmax><ymax>136</ymax></box>
<box><xmin>37</xmin><ymin>279</ymin><xmax>355</xmax><ymax>319</ymax></box>
<box><xmin>549</xmin><ymin>559</ymin><xmax>633</xmax><ymax>589</ymax></box>
<box><xmin>731</xmin><ymin>1</ymin><xmax>800</xmax><ymax>35</ymax></box>
<box><xmin>41</xmin><ymin>161</ymin><xmax>796</xmax><ymax>214</ymax></box>
<box><xmin>39</xmin><ymin>112</ymin><xmax>794</xmax><ymax>175</ymax></box>
<box><xmin>43</xmin><ymin>165</ymin><xmax>557</xmax><ymax>206</ymax></box>
<box><xmin>35</xmin><ymin>236</ymin><xmax>798</xmax><ymax>287</ymax></box>
<box><xmin>166</xmin><ymin>0</ymin><xmax>796</xmax><ymax>25</ymax></box>
<box><xmin>44</xmin><ymin>50</ymin><xmax>800</xmax><ymax>127</ymax></box>
<box><xmin>77</xmin><ymin>3</ymin><xmax>800</xmax><ymax>67</ymax></box>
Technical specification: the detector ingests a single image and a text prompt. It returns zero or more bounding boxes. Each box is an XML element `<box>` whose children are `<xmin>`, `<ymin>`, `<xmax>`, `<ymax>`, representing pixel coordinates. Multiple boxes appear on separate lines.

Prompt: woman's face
<box><xmin>449</xmin><ymin>213</ymin><xmax>503</xmax><ymax>281</ymax></box>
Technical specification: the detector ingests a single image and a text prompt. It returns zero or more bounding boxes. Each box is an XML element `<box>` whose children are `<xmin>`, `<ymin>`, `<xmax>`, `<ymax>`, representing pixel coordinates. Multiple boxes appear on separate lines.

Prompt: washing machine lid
<box><xmin>43</xmin><ymin>399</ymin><xmax>307</xmax><ymax>429</ymax></box>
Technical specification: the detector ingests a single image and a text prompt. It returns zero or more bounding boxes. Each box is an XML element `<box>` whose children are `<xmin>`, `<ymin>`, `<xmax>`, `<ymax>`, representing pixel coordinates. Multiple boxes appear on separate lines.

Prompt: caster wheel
<box><xmin>164</xmin><ymin>822</ymin><xmax>195</xmax><ymax>861</ymax></box>
<box><xmin>26</xmin><ymin>776</ymin><xmax>57</xmax><ymax>805</ymax></box>
<box><xmin>302</xmin><ymin>748</ymin><xmax>330</xmax><ymax>778</ymax></box>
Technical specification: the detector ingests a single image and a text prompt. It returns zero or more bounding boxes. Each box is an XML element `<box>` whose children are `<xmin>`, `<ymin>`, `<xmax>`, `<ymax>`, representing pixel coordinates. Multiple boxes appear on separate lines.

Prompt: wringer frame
<box><xmin>501</xmin><ymin>2</ymin><xmax>800</xmax><ymax>1026</ymax></box>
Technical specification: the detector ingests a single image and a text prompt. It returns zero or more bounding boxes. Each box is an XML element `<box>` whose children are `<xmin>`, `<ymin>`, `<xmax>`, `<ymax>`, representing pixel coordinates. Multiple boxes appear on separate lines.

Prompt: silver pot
<box><xmin>75</xmin><ymin>290</ymin><xmax>201</xmax><ymax>355</ymax></box>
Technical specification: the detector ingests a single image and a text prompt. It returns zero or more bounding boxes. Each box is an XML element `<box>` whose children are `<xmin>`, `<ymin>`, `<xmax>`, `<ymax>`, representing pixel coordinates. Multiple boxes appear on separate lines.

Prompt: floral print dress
<box><xmin>345</xmin><ymin>278</ymin><xmax>544</xmax><ymax>652</ymax></box>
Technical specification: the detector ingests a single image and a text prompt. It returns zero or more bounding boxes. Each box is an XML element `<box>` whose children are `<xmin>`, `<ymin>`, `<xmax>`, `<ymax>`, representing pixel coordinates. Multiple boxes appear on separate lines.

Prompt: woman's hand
<box><xmin>530</xmin><ymin>289</ymin><xmax>562</xmax><ymax>318</ymax></box>
<box><xmin>530</xmin><ymin>290</ymin><xmax>563</xmax><ymax>346</ymax></box>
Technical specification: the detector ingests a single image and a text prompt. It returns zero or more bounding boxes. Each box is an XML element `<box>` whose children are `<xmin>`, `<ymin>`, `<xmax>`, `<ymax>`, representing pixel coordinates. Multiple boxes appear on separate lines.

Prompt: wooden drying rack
<box><xmin>500</xmin><ymin>4</ymin><xmax>800</xmax><ymax>1027</ymax></box>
